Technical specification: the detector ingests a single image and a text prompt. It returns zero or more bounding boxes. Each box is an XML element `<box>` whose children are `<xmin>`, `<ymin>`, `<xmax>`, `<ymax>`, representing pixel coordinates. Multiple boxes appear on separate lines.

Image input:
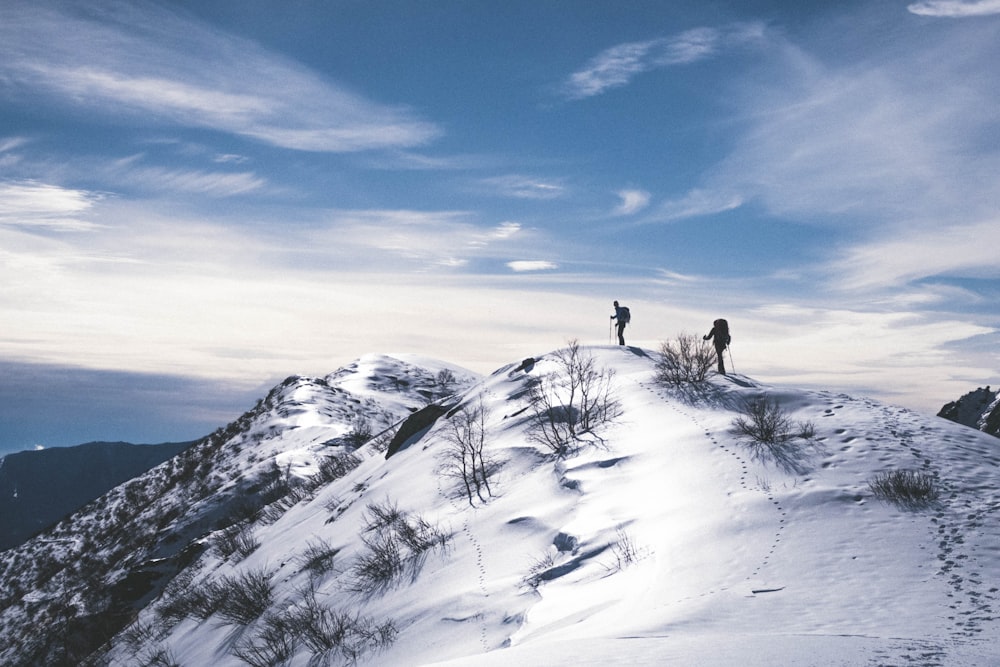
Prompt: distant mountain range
<box><xmin>0</xmin><ymin>440</ymin><xmax>193</xmax><ymax>551</ymax></box>
<box><xmin>937</xmin><ymin>386</ymin><xmax>1000</xmax><ymax>438</ymax></box>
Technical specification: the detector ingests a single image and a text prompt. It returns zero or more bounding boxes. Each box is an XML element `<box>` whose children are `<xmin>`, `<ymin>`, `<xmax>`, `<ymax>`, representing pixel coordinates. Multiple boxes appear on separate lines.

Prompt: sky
<box><xmin>1</xmin><ymin>0</ymin><xmax>998</xmax><ymax>455</ymax></box>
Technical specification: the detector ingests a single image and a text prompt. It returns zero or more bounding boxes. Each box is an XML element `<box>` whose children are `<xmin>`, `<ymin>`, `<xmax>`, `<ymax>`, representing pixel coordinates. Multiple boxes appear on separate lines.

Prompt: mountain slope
<box><xmin>92</xmin><ymin>345</ymin><xmax>1000</xmax><ymax>666</ymax></box>
<box><xmin>0</xmin><ymin>440</ymin><xmax>193</xmax><ymax>552</ymax></box>
<box><xmin>0</xmin><ymin>353</ymin><xmax>478</xmax><ymax>666</ymax></box>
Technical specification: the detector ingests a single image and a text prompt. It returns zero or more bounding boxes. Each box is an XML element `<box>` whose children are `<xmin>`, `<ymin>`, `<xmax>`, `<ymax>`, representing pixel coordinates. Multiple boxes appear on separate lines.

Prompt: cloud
<box><xmin>830</xmin><ymin>218</ymin><xmax>1000</xmax><ymax>291</ymax></box>
<box><xmin>613</xmin><ymin>189</ymin><xmax>651</xmax><ymax>216</ymax></box>
<box><xmin>306</xmin><ymin>210</ymin><xmax>535</xmax><ymax>272</ymax></box>
<box><xmin>0</xmin><ymin>2</ymin><xmax>439</xmax><ymax>152</ymax></box>
<box><xmin>507</xmin><ymin>260</ymin><xmax>557</xmax><ymax>272</ymax></box>
<box><xmin>0</xmin><ymin>180</ymin><xmax>102</xmax><ymax>231</ymax></box>
<box><xmin>648</xmin><ymin>188</ymin><xmax>743</xmax><ymax>223</ymax></box>
<box><xmin>702</xmin><ymin>13</ymin><xmax>1000</xmax><ymax>246</ymax></box>
<box><xmin>478</xmin><ymin>174</ymin><xmax>567</xmax><ymax>200</ymax></box>
<box><xmin>116</xmin><ymin>166</ymin><xmax>266</xmax><ymax>197</ymax></box>
<box><xmin>0</xmin><ymin>136</ymin><xmax>31</xmax><ymax>153</ymax></box>
<box><xmin>908</xmin><ymin>0</ymin><xmax>1000</xmax><ymax>17</ymax></box>
<box><xmin>563</xmin><ymin>23</ymin><xmax>766</xmax><ymax>99</ymax></box>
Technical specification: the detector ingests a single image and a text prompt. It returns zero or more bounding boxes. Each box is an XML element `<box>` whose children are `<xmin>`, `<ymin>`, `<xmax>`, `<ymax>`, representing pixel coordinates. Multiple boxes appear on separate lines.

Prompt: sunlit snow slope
<box><xmin>93</xmin><ymin>346</ymin><xmax>1000</xmax><ymax>666</ymax></box>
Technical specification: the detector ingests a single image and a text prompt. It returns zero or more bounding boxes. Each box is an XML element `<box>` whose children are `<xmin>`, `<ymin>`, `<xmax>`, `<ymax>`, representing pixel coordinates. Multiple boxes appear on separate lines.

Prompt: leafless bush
<box><xmin>231</xmin><ymin>612</ymin><xmax>297</xmax><ymax>667</ymax></box>
<box><xmin>315</xmin><ymin>452</ymin><xmax>362</xmax><ymax>485</ymax></box>
<box><xmin>347</xmin><ymin>500</ymin><xmax>450</xmax><ymax>596</ymax></box>
<box><xmin>869</xmin><ymin>470</ymin><xmax>940</xmax><ymax>509</ymax></box>
<box><xmin>231</xmin><ymin>588</ymin><xmax>398</xmax><ymax>667</ymax></box>
<box><xmin>344</xmin><ymin>415</ymin><xmax>374</xmax><ymax>448</ymax></box>
<box><xmin>523</xmin><ymin>551</ymin><xmax>557</xmax><ymax>591</ymax></box>
<box><xmin>142</xmin><ymin>646</ymin><xmax>182</xmax><ymax>667</ymax></box>
<box><xmin>290</xmin><ymin>588</ymin><xmax>398</xmax><ymax>664</ymax></box>
<box><xmin>211</xmin><ymin>524</ymin><xmax>260</xmax><ymax>561</ymax></box>
<box><xmin>215</xmin><ymin>567</ymin><xmax>276</xmax><ymax>626</ymax></box>
<box><xmin>654</xmin><ymin>333</ymin><xmax>715</xmax><ymax>385</ymax></box>
<box><xmin>526</xmin><ymin>340</ymin><xmax>622</xmax><ymax>458</ymax></box>
<box><xmin>606</xmin><ymin>526</ymin><xmax>647</xmax><ymax>571</ymax></box>
<box><xmin>732</xmin><ymin>396</ymin><xmax>815</xmax><ymax>473</ymax></box>
<box><xmin>436</xmin><ymin>368</ymin><xmax>457</xmax><ymax>394</ymax></box>
<box><xmin>438</xmin><ymin>398</ymin><xmax>501</xmax><ymax>506</ymax></box>
<box><xmin>296</xmin><ymin>538</ymin><xmax>340</xmax><ymax>578</ymax></box>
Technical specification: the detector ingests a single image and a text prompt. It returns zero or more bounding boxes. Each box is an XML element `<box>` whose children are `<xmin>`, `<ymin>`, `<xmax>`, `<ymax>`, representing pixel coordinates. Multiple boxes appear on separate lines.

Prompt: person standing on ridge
<box><xmin>703</xmin><ymin>318</ymin><xmax>731</xmax><ymax>375</ymax></box>
<box><xmin>611</xmin><ymin>300</ymin><xmax>630</xmax><ymax>346</ymax></box>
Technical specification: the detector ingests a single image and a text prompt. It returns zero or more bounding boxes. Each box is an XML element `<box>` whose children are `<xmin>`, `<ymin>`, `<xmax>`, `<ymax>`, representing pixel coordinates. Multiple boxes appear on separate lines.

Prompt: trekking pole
<box><xmin>609</xmin><ymin>318</ymin><xmax>614</xmax><ymax>344</ymax></box>
<box><xmin>727</xmin><ymin>345</ymin><xmax>736</xmax><ymax>374</ymax></box>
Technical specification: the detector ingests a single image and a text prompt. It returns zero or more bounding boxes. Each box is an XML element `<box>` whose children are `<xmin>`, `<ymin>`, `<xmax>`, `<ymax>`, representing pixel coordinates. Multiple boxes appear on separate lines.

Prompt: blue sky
<box><xmin>1</xmin><ymin>0</ymin><xmax>998</xmax><ymax>455</ymax></box>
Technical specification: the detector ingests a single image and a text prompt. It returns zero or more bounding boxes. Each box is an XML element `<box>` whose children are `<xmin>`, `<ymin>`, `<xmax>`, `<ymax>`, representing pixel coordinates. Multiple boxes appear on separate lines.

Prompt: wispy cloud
<box><xmin>830</xmin><ymin>218</ymin><xmax>1000</xmax><ymax>291</ymax></box>
<box><xmin>0</xmin><ymin>180</ymin><xmax>102</xmax><ymax>231</ymax></box>
<box><xmin>908</xmin><ymin>0</ymin><xmax>1000</xmax><ymax>17</ymax></box>
<box><xmin>478</xmin><ymin>174</ymin><xmax>567</xmax><ymax>200</ymax></box>
<box><xmin>0</xmin><ymin>2</ymin><xmax>439</xmax><ymax>152</ymax></box>
<box><xmin>117</xmin><ymin>166</ymin><xmax>266</xmax><ymax>197</ymax></box>
<box><xmin>311</xmin><ymin>210</ymin><xmax>536</xmax><ymax>271</ymax></box>
<box><xmin>0</xmin><ymin>136</ymin><xmax>31</xmax><ymax>153</ymax></box>
<box><xmin>612</xmin><ymin>189</ymin><xmax>651</xmax><ymax>216</ymax></box>
<box><xmin>563</xmin><ymin>23</ymin><xmax>766</xmax><ymax>100</ymax></box>
<box><xmin>507</xmin><ymin>260</ymin><xmax>557</xmax><ymax>272</ymax></box>
<box><xmin>647</xmin><ymin>188</ymin><xmax>743</xmax><ymax>223</ymax></box>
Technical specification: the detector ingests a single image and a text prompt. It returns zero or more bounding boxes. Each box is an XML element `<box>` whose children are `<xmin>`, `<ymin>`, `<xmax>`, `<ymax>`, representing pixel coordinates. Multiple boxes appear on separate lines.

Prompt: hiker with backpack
<box><xmin>703</xmin><ymin>318</ymin><xmax>731</xmax><ymax>374</ymax></box>
<box><xmin>610</xmin><ymin>300</ymin><xmax>630</xmax><ymax>346</ymax></box>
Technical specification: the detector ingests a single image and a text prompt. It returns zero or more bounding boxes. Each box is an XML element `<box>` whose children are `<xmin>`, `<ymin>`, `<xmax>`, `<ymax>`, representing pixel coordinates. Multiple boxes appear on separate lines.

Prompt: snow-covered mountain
<box><xmin>0</xmin><ymin>440</ymin><xmax>193</xmax><ymax>552</ymax></box>
<box><xmin>939</xmin><ymin>386</ymin><xmax>1000</xmax><ymax>438</ymax></box>
<box><xmin>2</xmin><ymin>346</ymin><xmax>998</xmax><ymax>666</ymax></box>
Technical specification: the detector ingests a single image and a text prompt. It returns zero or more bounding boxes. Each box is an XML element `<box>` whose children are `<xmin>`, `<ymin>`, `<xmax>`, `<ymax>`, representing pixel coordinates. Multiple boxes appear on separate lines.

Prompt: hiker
<box><xmin>703</xmin><ymin>318</ymin><xmax>731</xmax><ymax>374</ymax></box>
<box><xmin>610</xmin><ymin>300</ymin><xmax>630</xmax><ymax>346</ymax></box>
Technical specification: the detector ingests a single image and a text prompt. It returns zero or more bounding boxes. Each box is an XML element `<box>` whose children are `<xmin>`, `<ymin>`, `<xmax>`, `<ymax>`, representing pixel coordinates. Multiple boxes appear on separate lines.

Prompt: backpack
<box><xmin>620</xmin><ymin>306</ymin><xmax>631</xmax><ymax>324</ymax></box>
<box><xmin>714</xmin><ymin>318</ymin><xmax>730</xmax><ymax>345</ymax></box>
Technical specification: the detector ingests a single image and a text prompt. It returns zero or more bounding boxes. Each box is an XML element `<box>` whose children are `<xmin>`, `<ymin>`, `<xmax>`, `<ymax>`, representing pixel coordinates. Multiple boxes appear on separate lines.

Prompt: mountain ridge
<box><xmin>1</xmin><ymin>346</ymin><xmax>997</xmax><ymax>666</ymax></box>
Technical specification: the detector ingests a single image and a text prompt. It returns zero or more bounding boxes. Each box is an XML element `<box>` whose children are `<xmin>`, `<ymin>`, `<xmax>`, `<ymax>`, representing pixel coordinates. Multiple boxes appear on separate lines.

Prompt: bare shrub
<box><xmin>290</xmin><ymin>588</ymin><xmax>398</xmax><ymax>664</ymax></box>
<box><xmin>142</xmin><ymin>646</ymin><xmax>182</xmax><ymax>667</ymax></box>
<box><xmin>231</xmin><ymin>589</ymin><xmax>398</xmax><ymax>667</ymax></box>
<box><xmin>436</xmin><ymin>368</ymin><xmax>457</xmax><ymax>395</ymax></box>
<box><xmin>216</xmin><ymin>567</ymin><xmax>275</xmax><ymax>626</ymax></box>
<box><xmin>869</xmin><ymin>470</ymin><xmax>940</xmax><ymax>509</ymax></box>
<box><xmin>732</xmin><ymin>396</ymin><xmax>814</xmax><ymax>473</ymax></box>
<box><xmin>654</xmin><ymin>333</ymin><xmax>715</xmax><ymax>385</ymax></box>
<box><xmin>296</xmin><ymin>538</ymin><xmax>340</xmax><ymax>578</ymax></box>
<box><xmin>523</xmin><ymin>551</ymin><xmax>557</xmax><ymax>591</ymax></box>
<box><xmin>606</xmin><ymin>526</ymin><xmax>647</xmax><ymax>571</ymax></box>
<box><xmin>438</xmin><ymin>398</ymin><xmax>501</xmax><ymax>506</ymax></box>
<box><xmin>526</xmin><ymin>340</ymin><xmax>622</xmax><ymax>458</ymax></box>
<box><xmin>231</xmin><ymin>612</ymin><xmax>297</xmax><ymax>667</ymax></box>
<box><xmin>315</xmin><ymin>452</ymin><xmax>362</xmax><ymax>485</ymax></box>
<box><xmin>345</xmin><ymin>415</ymin><xmax>374</xmax><ymax>448</ymax></box>
<box><xmin>347</xmin><ymin>500</ymin><xmax>450</xmax><ymax>596</ymax></box>
<box><xmin>211</xmin><ymin>524</ymin><xmax>260</xmax><ymax>561</ymax></box>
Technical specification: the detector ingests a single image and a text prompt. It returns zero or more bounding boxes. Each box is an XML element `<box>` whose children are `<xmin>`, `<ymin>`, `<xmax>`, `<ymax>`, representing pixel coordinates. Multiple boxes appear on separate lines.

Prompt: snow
<box><xmin>96</xmin><ymin>345</ymin><xmax>999</xmax><ymax>666</ymax></box>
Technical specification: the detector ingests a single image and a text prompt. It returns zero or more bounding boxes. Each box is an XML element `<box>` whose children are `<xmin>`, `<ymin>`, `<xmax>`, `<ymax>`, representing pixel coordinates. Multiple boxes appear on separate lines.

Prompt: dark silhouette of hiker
<box><xmin>611</xmin><ymin>300</ymin><xmax>630</xmax><ymax>345</ymax></box>
<box><xmin>703</xmin><ymin>318</ymin><xmax>731</xmax><ymax>374</ymax></box>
